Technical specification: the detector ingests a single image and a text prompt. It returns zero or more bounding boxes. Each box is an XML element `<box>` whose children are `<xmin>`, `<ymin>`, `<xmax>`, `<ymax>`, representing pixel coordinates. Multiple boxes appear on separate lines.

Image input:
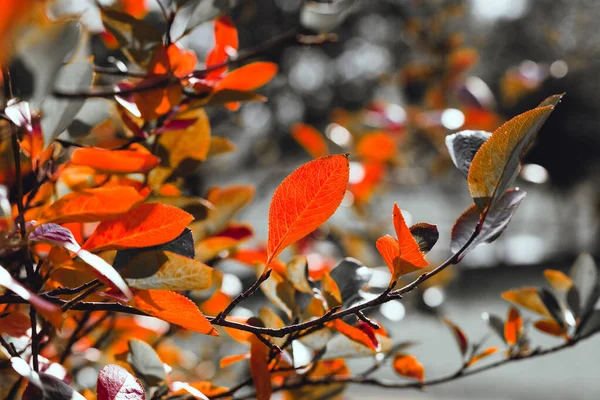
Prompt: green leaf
<box><xmin>42</xmin><ymin>59</ymin><xmax>94</xmax><ymax>145</ymax></box>
<box><xmin>451</xmin><ymin>189</ymin><xmax>526</xmax><ymax>256</ymax></box>
<box><xmin>127</xmin><ymin>339</ymin><xmax>166</xmax><ymax>387</ymax></box>
<box><xmin>100</xmin><ymin>8</ymin><xmax>163</xmax><ymax>67</ymax></box>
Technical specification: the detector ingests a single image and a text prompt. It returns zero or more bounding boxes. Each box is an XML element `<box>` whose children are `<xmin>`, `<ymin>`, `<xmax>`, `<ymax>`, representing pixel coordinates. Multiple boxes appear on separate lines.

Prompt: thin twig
<box><xmin>214</xmin><ymin>269</ymin><xmax>273</xmax><ymax>323</ymax></box>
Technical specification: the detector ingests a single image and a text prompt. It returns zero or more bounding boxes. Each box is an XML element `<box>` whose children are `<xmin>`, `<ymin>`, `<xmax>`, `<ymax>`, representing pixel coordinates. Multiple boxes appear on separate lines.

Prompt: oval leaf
<box><xmin>71</xmin><ymin>147</ymin><xmax>160</xmax><ymax>174</ymax></box>
<box><xmin>501</xmin><ymin>287</ymin><xmax>551</xmax><ymax>317</ymax></box>
<box><xmin>267</xmin><ymin>154</ymin><xmax>349</xmax><ymax>264</ymax></box>
<box><xmin>82</xmin><ymin>203</ymin><xmax>193</xmax><ymax>252</ymax></box>
<box><xmin>504</xmin><ymin>306</ymin><xmax>522</xmax><ymax>346</ymax></box>
<box><xmin>250</xmin><ymin>335</ymin><xmax>272</xmax><ymax>400</ymax></box>
<box><xmin>127</xmin><ymin>339</ymin><xmax>166</xmax><ymax>387</ymax></box>
<box><xmin>444</xmin><ymin>318</ymin><xmax>468</xmax><ymax>356</ymax></box>
<box><xmin>97</xmin><ymin>364</ymin><xmax>146</xmax><ymax>400</ymax></box>
<box><xmin>534</xmin><ymin>319</ymin><xmax>565</xmax><ymax>337</ymax></box>
<box><xmin>393</xmin><ymin>354</ymin><xmax>424</xmax><ymax>382</ymax></box>
<box><xmin>291</xmin><ymin>123</ymin><xmax>329</xmax><ymax>159</ymax></box>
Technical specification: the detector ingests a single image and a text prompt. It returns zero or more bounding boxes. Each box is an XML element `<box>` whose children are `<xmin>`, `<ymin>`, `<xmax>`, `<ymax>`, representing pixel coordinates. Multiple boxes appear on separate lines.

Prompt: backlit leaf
<box><xmin>468</xmin><ymin>95</ymin><xmax>561</xmax><ymax>210</ymax></box>
<box><xmin>220</xmin><ymin>353</ymin><xmax>250</xmax><ymax>368</ymax></box>
<box><xmin>445</xmin><ymin>130</ymin><xmax>491</xmax><ymax>178</ymax></box>
<box><xmin>444</xmin><ymin>318</ymin><xmax>468</xmax><ymax>356</ymax></box>
<box><xmin>149</xmin><ymin>108</ymin><xmax>211</xmax><ymax>187</ymax></box>
<box><xmin>97</xmin><ymin>364</ymin><xmax>146</xmax><ymax>400</ymax></box>
<box><xmin>450</xmin><ymin>189</ymin><xmax>526</xmax><ymax>255</ymax></box>
<box><xmin>205</xmin><ymin>15</ymin><xmax>238</xmax><ymax>79</ymax></box>
<box><xmin>267</xmin><ymin>154</ymin><xmax>349</xmax><ymax>264</ymax></box>
<box><xmin>543</xmin><ymin>269</ymin><xmax>573</xmax><ymax>295</ymax></box>
<box><xmin>127</xmin><ymin>339</ymin><xmax>166</xmax><ymax>387</ymax></box>
<box><xmin>466</xmin><ymin>347</ymin><xmax>498</xmax><ymax>366</ymax></box>
<box><xmin>82</xmin><ymin>203</ymin><xmax>193</xmax><ymax>252</ymax></box>
<box><xmin>291</xmin><ymin>123</ymin><xmax>329</xmax><ymax>159</ymax></box>
<box><xmin>71</xmin><ymin>147</ymin><xmax>160</xmax><ymax>174</ymax></box>
<box><xmin>38</xmin><ymin>186</ymin><xmax>145</xmax><ymax>224</ymax></box>
<box><xmin>356</xmin><ymin>132</ymin><xmax>396</xmax><ymax>163</ymax></box>
<box><xmin>393</xmin><ymin>354</ymin><xmax>424</xmax><ymax>382</ymax></box>
<box><xmin>504</xmin><ymin>306</ymin><xmax>522</xmax><ymax>346</ymax></box>
<box><xmin>322</xmin><ymin>272</ymin><xmax>342</xmax><ymax>309</ymax></box>
<box><xmin>122</xmin><ymin>250</ymin><xmax>213</xmax><ymax>291</ymax></box>
<box><xmin>215</xmin><ymin>62</ymin><xmax>278</xmax><ymax>91</ymax></box>
<box><xmin>132</xmin><ymin>289</ymin><xmax>217</xmax><ymax>335</ymax></box>
<box><xmin>250</xmin><ymin>335</ymin><xmax>272</xmax><ymax>400</ymax></box>
<box><xmin>501</xmin><ymin>287</ymin><xmax>551</xmax><ymax>317</ymax></box>
<box><xmin>534</xmin><ymin>319</ymin><xmax>565</xmax><ymax>337</ymax></box>
<box><xmin>334</xmin><ymin>320</ymin><xmax>377</xmax><ymax>351</ymax></box>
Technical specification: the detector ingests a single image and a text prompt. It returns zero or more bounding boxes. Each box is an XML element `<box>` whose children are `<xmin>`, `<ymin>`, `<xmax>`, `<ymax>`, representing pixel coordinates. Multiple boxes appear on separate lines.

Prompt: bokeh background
<box><xmin>33</xmin><ymin>0</ymin><xmax>600</xmax><ymax>398</ymax></box>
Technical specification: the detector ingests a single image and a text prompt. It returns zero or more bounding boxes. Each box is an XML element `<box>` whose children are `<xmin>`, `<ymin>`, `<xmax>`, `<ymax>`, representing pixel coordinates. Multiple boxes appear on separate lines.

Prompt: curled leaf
<box><xmin>444</xmin><ymin>318</ymin><xmax>468</xmax><ymax>356</ymax></box>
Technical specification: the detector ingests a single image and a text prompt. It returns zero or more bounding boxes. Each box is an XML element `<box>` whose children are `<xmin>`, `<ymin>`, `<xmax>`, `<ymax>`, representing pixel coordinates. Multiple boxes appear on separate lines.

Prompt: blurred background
<box><xmin>30</xmin><ymin>0</ymin><xmax>600</xmax><ymax>398</ymax></box>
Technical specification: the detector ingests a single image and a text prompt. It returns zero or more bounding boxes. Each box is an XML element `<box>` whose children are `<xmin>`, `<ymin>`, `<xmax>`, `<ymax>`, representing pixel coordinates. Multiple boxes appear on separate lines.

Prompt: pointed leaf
<box><xmin>71</xmin><ymin>147</ymin><xmax>160</xmax><ymax>174</ymax></box>
<box><xmin>127</xmin><ymin>339</ymin><xmax>166</xmax><ymax>387</ymax></box>
<box><xmin>501</xmin><ymin>287</ymin><xmax>551</xmax><ymax>317</ymax></box>
<box><xmin>483</xmin><ymin>313</ymin><xmax>506</xmax><ymax>343</ymax></box>
<box><xmin>97</xmin><ymin>364</ymin><xmax>146</xmax><ymax>400</ymax></box>
<box><xmin>504</xmin><ymin>306</ymin><xmax>522</xmax><ymax>346</ymax></box>
<box><xmin>122</xmin><ymin>250</ymin><xmax>213</xmax><ymax>291</ymax></box>
<box><xmin>393</xmin><ymin>354</ymin><xmax>424</xmax><ymax>382</ymax></box>
<box><xmin>82</xmin><ymin>203</ymin><xmax>193</xmax><ymax>252</ymax></box>
<box><xmin>393</xmin><ymin>204</ymin><xmax>428</xmax><ymax>269</ymax></box>
<box><xmin>538</xmin><ymin>288</ymin><xmax>566</xmax><ymax>328</ymax></box>
<box><xmin>570</xmin><ymin>253</ymin><xmax>598</xmax><ymax>314</ymax></box>
<box><xmin>544</xmin><ymin>269</ymin><xmax>573</xmax><ymax>295</ymax></box>
<box><xmin>132</xmin><ymin>289</ymin><xmax>217</xmax><ymax>335</ymax></box>
<box><xmin>444</xmin><ymin>318</ymin><xmax>468</xmax><ymax>356</ymax></box>
<box><xmin>468</xmin><ymin>95</ymin><xmax>561</xmax><ymax>210</ymax></box>
<box><xmin>451</xmin><ymin>189</ymin><xmax>526</xmax><ymax>255</ymax></box>
<box><xmin>215</xmin><ymin>62</ymin><xmax>278</xmax><ymax>91</ymax></box>
<box><xmin>38</xmin><ymin>186</ymin><xmax>145</xmax><ymax>224</ymax></box>
<box><xmin>445</xmin><ymin>130</ymin><xmax>491</xmax><ymax>178</ymax></box>
<box><xmin>267</xmin><ymin>154</ymin><xmax>349</xmax><ymax>263</ymax></box>
<box><xmin>534</xmin><ymin>319</ymin><xmax>565</xmax><ymax>337</ymax></box>
<box><xmin>578</xmin><ymin>310</ymin><xmax>600</xmax><ymax>339</ymax></box>
<box><xmin>334</xmin><ymin>320</ymin><xmax>377</xmax><ymax>351</ymax></box>
<box><xmin>466</xmin><ymin>347</ymin><xmax>498</xmax><ymax>366</ymax></box>
<box><xmin>0</xmin><ymin>312</ymin><xmax>30</xmax><ymax>337</ymax></box>
<box><xmin>291</xmin><ymin>123</ymin><xmax>329</xmax><ymax>159</ymax></box>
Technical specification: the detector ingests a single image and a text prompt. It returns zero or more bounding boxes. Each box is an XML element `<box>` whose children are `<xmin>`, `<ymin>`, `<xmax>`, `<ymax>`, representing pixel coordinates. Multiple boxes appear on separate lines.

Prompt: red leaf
<box><xmin>267</xmin><ymin>154</ymin><xmax>349</xmax><ymax>264</ymax></box>
<box><xmin>132</xmin><ymin>290</ymin><xmax>217</xmax><ymax>335</ymax></box>
<box><xmin>37</xmin><ymin>187</ymin><xmax>145</xmax><ymax>224</ymax></box>
<box><xmin>0</xmin><ymin>312</ymin><xmax>30</xmax><ymax>337</ymax></box>
<box><xmin>97</xmin><ymin>364</ymin><xmax>146</xmax><ymax>400</ymax></box>
<box><xmin>504</xmin><ymin>306</ymin><xmax>522</xmax><ymax>346</ymax></box>
<box><xmin>82</xmin><ymin>203</ymin><xmax>193</xmax><ymax>252</ymax></box>
<box><xmin>206</xmin><ymin>15</ymin><xmax>238</xmax><ymax>80</ymax></box>
<box><xmin>290</xmin><ymin>123</ymin><xmax>329</xmax><ymax>159</ymax></box>
<box><xmin>334</xmin><ymin>319</ymin><xmax>378</xmax><ymax>351</ymax></box>
<box><xmin>250</xmin><ymin>335</ymin><xmax>272</xmax><ymax>400</ymax></box>
<box><xmin>444</xmin><ymin>318</ymin><xmax>469</xmax><ymax>356</ymax></box>
<box><xmin>71</xmin><ymin>147</ymin><xmax>160</xmax><ymax>174</ymax></box>
<box><xmin>215</xmin><ymin>62</ymin><xmax>278</xmax><ymax>92</ymax></box>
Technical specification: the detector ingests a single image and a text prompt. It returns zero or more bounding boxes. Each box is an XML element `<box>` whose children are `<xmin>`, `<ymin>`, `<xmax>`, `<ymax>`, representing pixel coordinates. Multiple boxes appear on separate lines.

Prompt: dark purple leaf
<box><xmin>409</xmin><ymin>223</ymin><xmax>439</xmax><ymax>254</ymax></box>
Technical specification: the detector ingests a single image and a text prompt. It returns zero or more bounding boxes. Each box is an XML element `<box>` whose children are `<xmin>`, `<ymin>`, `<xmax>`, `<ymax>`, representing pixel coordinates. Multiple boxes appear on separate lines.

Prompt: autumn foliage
<box><xmin>0</xmin><ymin>1</ymin><xmax>598</xmax><ymax>400</ymax></box>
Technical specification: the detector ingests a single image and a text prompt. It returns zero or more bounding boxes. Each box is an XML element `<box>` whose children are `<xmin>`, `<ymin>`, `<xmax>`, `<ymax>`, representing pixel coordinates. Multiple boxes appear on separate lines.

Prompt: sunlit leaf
<box><xmin>501</xmin><ymin>287</ymin><xmax>551</xmax><ymax>318</ymax></box>
<box><xmin>82</xmin><ymin>203</ymin><xmax>193</xmax><ymax>252</ymax></box>
<box><xmin>97</xmin><ymin>364</ymin><xmax>146</xmax><ymax>400</ymax></box>
<box><xmin>468</xmin><ymin>95</ymin><xmax>561</xmax><ymax>210</ymax></box>
<box><xmin>445</xmin><ymin>130</ymin><xmax>491</xmax><ymax>178</ymax></box>
<box><xmin>291</xmin><ymin>123</ymin><xmax>329</xmax><ymax>159</ymax></box>
<box><xmin>466</xmin><ymin>346</ymin><xmax>498</xmax><ymax>366</ymax></box>
<box><xmin>250</xmin><ymin>335</ymin><xmax>272</xmax><ymax>400</ymax></box>
<box><xmin>71</xmin><ymin>146</ymin><xmax>160</xmax><ymax>174</ymax></box>
<box><xmin>215</xmin><ymin>62</ymin><xmax>278</xmax><ymax>92</ymax></box>
<box><xmin>356</xmin><ymin>132</ymin><xmax>396</xmax><ymax>163</ymax></box>
<box><xmin>267</xmin><ymin>154</ymin><xmax>349</xmax><ymax>264</ymax></box>
<box><xmin>132</xmin><ymin>289</ymin><xmax>217</xmax><ymax>335</ymax></box>
<box><xmin>534</xmin><ymin>319</ymin><xmax>565</xmax><ymax>337</ymax></box>
<box><xmin>393</xmin><ymin>354</ymin><xmax>424</xmax><ymax>382</ymax></box>
<box><xmin>451</xmin><ymin>189</ymin><xmax>526</xmax><ymax>255</ymax></box>
<box><xmin>334</xmin><ymin>319</ymin><xmax>377</xmax><ymax>351</ymax></box>
<box><xmin>444</xmin><ymin>318</ymin><xmax>468</xmax><ymax>356</ymax></box>
<box><xmin>149</xmin><ymin>108</ymin><xmax>211</xmax><ymax>187</ymax></box>
<box><xmin>544</xmin><ymin>269</ymin><xmax>573</xmax><ymax>295</ymax></box>
<box><xmin>122</xmin><ymin>250</ymin><xmax>212</xmax><ymax>291</ymax></box>
<box><xmin>504</xmin><ymin>306</ymin><xmax>522</xmax><ymax>346</ymax></box>
<box><xmin>127</xmin><ymin>339</ymin><xmax>166</xmax><ymax>387</ymax></box>
<box><xmin>38</xmin><ymin>186</ymin><xmax>145</xmax><ymax>224</ymax></box>
<box><xmin>322</xmin><ymin>272</ymin><xmax>342</xmax><ymax>309</ymax></box>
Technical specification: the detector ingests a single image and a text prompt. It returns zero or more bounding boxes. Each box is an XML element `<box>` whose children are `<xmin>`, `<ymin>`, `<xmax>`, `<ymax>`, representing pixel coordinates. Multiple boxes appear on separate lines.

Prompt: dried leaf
<box><xmin>82</xmin><ymin>203</ymin><xmax>193</xmax><ymax>252</ymax></box>
<box><xmin>267</xmin><ymin>154</ymin><xmax>349</xmax><ymax>264</ymax></box>
<box><xmin>544</xmin><ymin>269</ymin><xmax>573</xmax><ymax>295</ymax></box>
<box><xmin>322</xmin><ymin>272</ymin><xmax>342</xmax><ymax>309</ymax></box>
<box><xmin>285</xmin><ymin>256</ymin><xmax>313</xmax><ymax>294</ymax></box>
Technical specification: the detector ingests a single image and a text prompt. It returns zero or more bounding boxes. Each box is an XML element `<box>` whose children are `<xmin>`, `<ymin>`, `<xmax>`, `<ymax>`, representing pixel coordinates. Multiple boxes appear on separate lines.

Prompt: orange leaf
<box><xmin>393</xmin><ymin>354</ymin><xmax>424</xmax><ymax>382</ymax></box>
<box><xmin>291</xmin><ymin>123</ymin><xmax>329</xmax><ymax>159</ymax></box>
<box><xmin>206</xmin><ymin>15</ymin><xmax>238</xmax><ymax>79</ymax></box>
<box><xmin>443</xmin><ymin>318</ymin><xmax>468</xmax><ymax>356</ymax></box>
<box><xmin>393</xmin><ymin>204</ymin><xmax>428</xmax><ymax>269</ymax></box>
<box><xmin>356</xmin><ymin>132</ymin><xmax>396</xmax><ymax>163</ymax></box>
<box><xmin>334</xmin><ymin>320</ymin><xmax>377</xmax><ymax>351</ymax></box>
<box><xmin>349</xmin><ymin>161</ymin><xmax>386</xmax><ymax>205</ymax></box>
<box><xmin>132</xmin><ymin>289</ymin><xmax>217</xmax><ymax>335</ymax></box>
<box><xmin>501</xmin><ymin>287</ymin><xmax>551</xmax><ymax>318</ymax></box>
<box><xmin>267</xmin><ymin>154</ymin><xmax>349</xmax><ymax>264</ymax></box>
<box><xmin>220</xmin><ymin>352</ymin><xmax>250</xmax><ymax>368</ymax></box>
<box><xmin>70</xmin><ymin>147</ymin><xmax>160</xmax><ymax>174</ymax></box>
<box><xmin>37</xmin><ymin>186</ymin><xmax>145</xmax><ymax>224</ymax></box>
<box><xmin>166</xmin><ymin>44</ymin><xmax>197</xmax><ymax>78</ymax></box>
<box><xmin>543</xmin><ymin>269</ymin><xmax>573</xmax><ymax>294</ymax></box>
<box><xmin>230</xmin><ymin>249</ymin><xmax>286</xmax><ymax>276</ymax></box>
<box><xmin>215</xmin><ymin>62</ymin><xmax>278</xmax><ymax>92</ymax></box>
<box><xmin>504</xmin><ymin>306</ymin><xmax>522</xmax><ymax>346</ymax></box>
<box><xmin>82</xmin><ymin>203</ymin><xmax>193</xmax><ymax>252</ymax></box>
<box><xmin>534</xmin><ymin>319</ymin><xmax>566</xmax><ymax>337</ymax></box>
<box><xmin>250</xmin><ymin>335</ymin><xmax>272</xmax><ymax>400</ymax></box>
<box><xmin>467</xmin><ymin>346</ymin><xmax>498</xmax><ymax>366</ymax></box>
